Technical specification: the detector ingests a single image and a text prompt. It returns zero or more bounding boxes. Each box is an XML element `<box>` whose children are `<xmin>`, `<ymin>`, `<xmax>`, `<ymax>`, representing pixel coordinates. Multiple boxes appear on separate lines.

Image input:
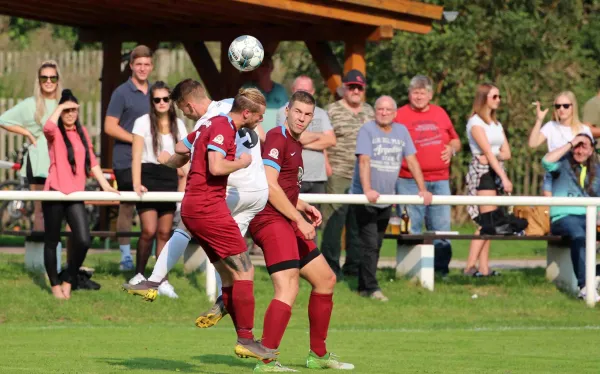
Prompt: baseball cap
<box><xmin>343</xmin><ymin>69</ymin><xmax>366</xmax><ymax>87</ymax></box>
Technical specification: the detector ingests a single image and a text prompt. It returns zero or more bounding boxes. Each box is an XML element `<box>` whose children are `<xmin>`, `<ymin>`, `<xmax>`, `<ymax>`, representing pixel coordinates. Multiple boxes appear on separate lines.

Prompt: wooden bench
<box><xmin>384</xmin><ymin>234</ymin><xmax>580</xmax><ymax>292</ymax></box>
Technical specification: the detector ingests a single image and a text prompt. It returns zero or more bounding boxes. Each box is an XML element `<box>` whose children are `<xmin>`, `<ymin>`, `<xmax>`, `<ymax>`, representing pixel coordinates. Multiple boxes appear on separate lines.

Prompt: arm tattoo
<box><xmin>224</xmin><ymin>252</ymin><xmax>253</xmax><ymax>272</ymax></box>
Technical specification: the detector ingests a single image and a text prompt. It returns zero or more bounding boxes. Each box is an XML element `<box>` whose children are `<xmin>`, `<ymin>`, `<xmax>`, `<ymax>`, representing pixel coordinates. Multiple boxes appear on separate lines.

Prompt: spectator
<box><xmin>0</xmin><ymin>60</ymin><xmax>63</xmax><ymax>269</ymax></box>
<box><xmin>276</xmin><ymin>76</ymin><xmax>336</xmax><ymax>239</ymax></box>
<box><xmin>351</xmin><ymin>95</ymin><xmax>432</xmax><ymax>301</ymax></box>
<box><xmin>104</xmin><ymin>45</ymin><xmax>153</xmax><ymax>272</ymax></box>
<box><xmin>242</xmin><ymin>52</ymin><xmax>288</xmax><ymax>132</ymax></box>
<box><xmin>464</xmin><ymin>83</ymin><xmax>512</xmax><ymax>277</ymax></box>
<box><xmin>43</xmin><ymin>89</ymin><xmax>117</xmax><ymax>299</ymax></box>
<box><xmin>394</xmin><ymin>75</ymin><xmax>460</xmax><ymax>274</ymax></box>
<box><xmin>130</xmin><ymin>81</ymin><xmax>188</xmax><ymax>297</ymax></box>
<box><xmin>528</xmin><ymin>92</ymin><xmax>592</xmax><ymax>196</ymax></box>
<box><xmin>582</xmin><ymin>86</ymin><xmax>600</xmax><ymax>135</ymax></box>
<box><xmin>321</xmin><ymin>70</ymin><xmax>374</xmax><ymax>280</ymax></box>
<box><xmin>542</xmin><ymin>134</ymin><xmax>600</xmax><ymax>301</ymax></box>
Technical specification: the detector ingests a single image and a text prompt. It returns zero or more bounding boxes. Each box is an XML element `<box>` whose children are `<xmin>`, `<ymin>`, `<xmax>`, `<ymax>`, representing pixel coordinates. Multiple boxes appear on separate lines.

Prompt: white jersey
<box><xmin>193</xmin><ymin>99</ymin><xmax>268</xmax><ymax>192</ymax></box>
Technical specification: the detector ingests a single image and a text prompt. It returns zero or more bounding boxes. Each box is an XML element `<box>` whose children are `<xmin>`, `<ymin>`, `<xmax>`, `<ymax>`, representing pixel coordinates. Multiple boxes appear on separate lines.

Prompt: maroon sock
<box><xmin>221</xmin><ymin>286</ymin><xmax>236</xmax><ymax>328</ymax></box>
<box><xmin>232</xmin><ymin>280</ymin><xmax>255</xmax><ymax>340</ymax></box>
<box><xmin>309</xmin><ymin>292</ymin><xmax>333</xmax><ymax>357</ymax></box>
<box><xmin>261</xmin><ymin>299</ymin><xmax>292</xmax><ymax>351</ymax></box>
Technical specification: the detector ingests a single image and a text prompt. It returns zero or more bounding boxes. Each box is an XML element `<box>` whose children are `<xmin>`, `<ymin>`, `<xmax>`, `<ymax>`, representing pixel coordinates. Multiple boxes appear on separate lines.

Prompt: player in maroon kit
<box><xmin>250</xmin><ymin>91</ymin><xmax>354</xmax><ymax>372</ymax></box>
<box><xmin>178</xmin><ymin>88</ymin><xmax>276</xmax><ymax>362</ymax></box>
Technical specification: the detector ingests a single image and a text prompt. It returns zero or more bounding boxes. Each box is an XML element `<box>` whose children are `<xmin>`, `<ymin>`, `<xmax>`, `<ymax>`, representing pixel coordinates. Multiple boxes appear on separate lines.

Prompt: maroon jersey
<box><xmin>254</xmin><ymin>125</ymin><xmax>304</xmax><ymax>222</ymax></box>
<box><xmin>181</xmin><ymin>115</ymin><xmax>237</xmax><ymax>216</ymax></box>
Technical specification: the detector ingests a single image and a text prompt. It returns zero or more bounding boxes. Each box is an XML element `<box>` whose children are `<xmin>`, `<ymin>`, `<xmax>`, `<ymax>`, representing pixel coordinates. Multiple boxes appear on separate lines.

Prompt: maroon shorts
<box><xmin>250</xmin><ymin>216</ymin><xmax>319</xmax><ymax>274</ymax></box>
<box><xmin>181</xmin><ymin>204</ymin><xmax>246</xmax><ymax>263</ymax></box>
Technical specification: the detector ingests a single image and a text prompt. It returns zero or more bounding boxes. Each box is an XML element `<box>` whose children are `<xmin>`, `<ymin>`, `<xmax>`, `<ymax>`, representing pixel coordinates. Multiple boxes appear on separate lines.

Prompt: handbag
<box><xmin>513</xmin><ymin>206</ymin><xmax>550</xmax><ymax>236</ymax></box>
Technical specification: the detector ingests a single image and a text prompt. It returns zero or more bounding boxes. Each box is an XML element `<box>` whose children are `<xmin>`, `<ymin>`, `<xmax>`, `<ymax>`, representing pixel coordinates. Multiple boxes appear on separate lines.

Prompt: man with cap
<box><xmin>321</xmin><ymin>69</ymin><xmax>375</xmax><ymax>280</ymax></box>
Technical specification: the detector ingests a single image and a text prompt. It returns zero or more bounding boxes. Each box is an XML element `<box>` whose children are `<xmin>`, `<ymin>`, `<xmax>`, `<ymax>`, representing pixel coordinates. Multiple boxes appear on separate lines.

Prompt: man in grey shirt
<box><xmin>350</xmin><ymin>96</ymin><xmax>432</xmax><ymax>302</ymax></box>
<box><xmin>276</xmin><ymin>75</ymin><xmax>336</xmax><ymax>210</ymax></box>
<box><xmin>104</xmin><ymin>45</ymin><xmax>153</xmax><ymax>271</ymax></box>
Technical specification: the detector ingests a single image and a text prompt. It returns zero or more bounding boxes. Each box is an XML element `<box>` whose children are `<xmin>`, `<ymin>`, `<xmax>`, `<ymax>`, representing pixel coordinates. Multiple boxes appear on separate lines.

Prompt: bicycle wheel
<box><xmin>0</xmin><ymin>180</ymin><xmax>34</xmax><ymax>232</ymax></box>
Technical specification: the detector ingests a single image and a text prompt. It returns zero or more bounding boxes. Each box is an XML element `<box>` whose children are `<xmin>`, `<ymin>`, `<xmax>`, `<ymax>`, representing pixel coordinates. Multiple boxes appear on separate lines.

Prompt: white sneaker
<box><xmin>578</xmin><ymin>286</ymin><xmax>600</xmax><ymax>302</ymax></box>
<box><xmin>128</xmin><ymin>273</ymin><xmax>147</xmax><ymax>286</ymax></box>
<box><xmin>158</xmin><ymin>280</ymin><xmax>179</xmax><ymax>299</ymax></box>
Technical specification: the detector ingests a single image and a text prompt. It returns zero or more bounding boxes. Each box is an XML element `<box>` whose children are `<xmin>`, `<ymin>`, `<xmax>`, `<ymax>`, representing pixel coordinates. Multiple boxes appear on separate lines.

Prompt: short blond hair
<box><xmin>231</xmin><ymin>88</ymin><xmax>266</xmax><ymax>113</ymax></box>
<box><xmin>170</xmin><ymin>79</ymin><xmax>206</xmax><ymax>104</ymax></box>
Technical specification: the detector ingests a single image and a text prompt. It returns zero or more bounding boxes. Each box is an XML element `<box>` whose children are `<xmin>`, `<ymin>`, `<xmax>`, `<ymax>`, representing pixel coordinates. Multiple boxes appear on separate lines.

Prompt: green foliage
<box><xmin>7</xmin><ymin>17</ymin><xmax>79</xmax><ymax>49</ymax></box>
<box><xmin>276</xmin><ymin>0</ymin><xmax>600</xmax><ymax>221</ymax></box>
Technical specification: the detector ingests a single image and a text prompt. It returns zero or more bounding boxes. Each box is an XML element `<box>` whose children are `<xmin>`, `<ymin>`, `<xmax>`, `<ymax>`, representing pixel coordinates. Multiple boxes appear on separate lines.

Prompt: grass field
<box><xmin>1</xmin><ymin>252</ymin><xmax>600</xmax><ymax>373</ymax></box>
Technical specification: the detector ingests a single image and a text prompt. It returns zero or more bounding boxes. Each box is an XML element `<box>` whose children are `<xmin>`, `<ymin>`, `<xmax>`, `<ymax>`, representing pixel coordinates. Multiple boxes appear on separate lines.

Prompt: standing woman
<box><xmin>130</xmin><ymin>81</ymin><xmax>188</xmax><ymax>297</ymax></box>
<box><xmin>0</xmin><ymin>60</ymin><xmax>62</xmax><ymax>237</ymax></box>
<box><xmin>464</xmin><ymin>83</ymin><xmax>513</xmax><ymax>277</ymax></box>
<box><xmin>43</xmin><ymin>89</ymin><xmax>117</xmax><ymax>299</ymax></box>
<box><xmin>528</xmin><ymin>91</ymin><xmax>592</xmax><ymax>196</ymax></box>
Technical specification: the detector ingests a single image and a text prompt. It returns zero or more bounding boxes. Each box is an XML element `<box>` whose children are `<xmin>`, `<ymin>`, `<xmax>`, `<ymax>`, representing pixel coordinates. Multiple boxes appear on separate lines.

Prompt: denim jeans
<box><xmin>396</xmin><ymin>178</ymin><xmax>453</xmax><ymax>273</ymax></box>
<box><xmin>550</xmin><ymin>215</ymin><xmax>587</xmax><ymax>288</ymax></box>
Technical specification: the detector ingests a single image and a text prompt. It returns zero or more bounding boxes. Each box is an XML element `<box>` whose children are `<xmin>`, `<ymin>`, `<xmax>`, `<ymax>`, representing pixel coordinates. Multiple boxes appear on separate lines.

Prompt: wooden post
<box><xmin>183</xmin><ymin>41</ymin><xmax>223</xmax><ymax>99</ymax></box>
<box><xmin>100</xmin><ymin>37</ymin><xmax>122</xmax><ymax>231</ymax></box>
<box><xmin>343</xmin><ymin>39</ymin><xmax>366</xmax><ymax>75</ymax></box>
<box><xmin>220</xmin><ymin>40</ymin><xmax>242</xmax><ymax>98</ymax></box>
<box><xmin>305</xmin><ymin>41</ymin><xmax>343</xmax><ymax>97</ymax></box>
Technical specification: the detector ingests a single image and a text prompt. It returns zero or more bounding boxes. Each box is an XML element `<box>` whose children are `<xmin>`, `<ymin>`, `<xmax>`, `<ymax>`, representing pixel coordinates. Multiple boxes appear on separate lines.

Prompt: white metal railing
<box><xmin>0</xmin><ymin>191</ymin><xmax>597</xmax><ymax>307</ymax></box>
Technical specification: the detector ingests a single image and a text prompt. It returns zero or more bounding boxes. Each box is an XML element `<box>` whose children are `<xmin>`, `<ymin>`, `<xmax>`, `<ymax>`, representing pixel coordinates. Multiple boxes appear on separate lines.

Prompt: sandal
<box><xmin>463</xmin><ymin>267</ymin><xmax>478</xmax><ymax>276</ymax></box>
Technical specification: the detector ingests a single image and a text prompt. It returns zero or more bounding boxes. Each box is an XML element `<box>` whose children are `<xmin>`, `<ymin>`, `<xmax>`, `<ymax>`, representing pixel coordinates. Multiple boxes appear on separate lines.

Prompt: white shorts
<box><xmin>176</xmin><ymin>188</ymin><xmax>268</xmax><ymax>236</ymax></box>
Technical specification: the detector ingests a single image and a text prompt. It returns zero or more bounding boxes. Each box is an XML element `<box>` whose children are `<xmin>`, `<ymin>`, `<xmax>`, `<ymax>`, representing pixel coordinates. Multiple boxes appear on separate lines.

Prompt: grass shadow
<box><xmin>101</xmin><ymin>356</ymin><xmax>210</xmax><ymax>373</ymax></box>
<box><xmin>185</xmin><ymin>272</ymin><xmax>203</xmax><ymax>293</ymax></box>
<box><xmin>439</xmin><ymin>267</ymin><xmax>549</xmax><ymax>286</ymax></box>
<box><xmin>192</xmin><ymin>354</ymin><xmax>254</xmax><ymax>369</ymax></box>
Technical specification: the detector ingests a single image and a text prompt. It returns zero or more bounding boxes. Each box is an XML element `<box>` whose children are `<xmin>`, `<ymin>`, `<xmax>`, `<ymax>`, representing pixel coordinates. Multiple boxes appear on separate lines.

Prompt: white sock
<box><xmin>120</xmin><ymin>244</ymin><xmax>131</xmax><ymax>261</ymax></box>
<box><xmin>216</xmin><ymin>272</ymin><xmax>223</xmax><ymax>297</ymax></box>
<box><xmin>148</xmin><ymin>229</ymin><xmax>191</xmax><ymax>282</ymax></box>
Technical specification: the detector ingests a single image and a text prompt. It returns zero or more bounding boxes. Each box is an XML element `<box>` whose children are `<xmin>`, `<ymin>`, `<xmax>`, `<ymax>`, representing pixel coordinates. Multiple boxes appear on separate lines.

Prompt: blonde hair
<box><xmin>471</xmin><ymin>83</ymin><xmax>498</xmax><ymax>124</ymax></box>
<box><xmin>231</xmin><ymin>88</ymin><xmax>266</xmax><ymax>113</ymax></box>
<box><xmin>34</xmin><ymin>60</ymin><xmax>62</xmax><ymax>125</ymax></box>
<box><xmin>553</xmin><ymin>90</ymin><xmax>582</xmax><ymax>134</ymax></box>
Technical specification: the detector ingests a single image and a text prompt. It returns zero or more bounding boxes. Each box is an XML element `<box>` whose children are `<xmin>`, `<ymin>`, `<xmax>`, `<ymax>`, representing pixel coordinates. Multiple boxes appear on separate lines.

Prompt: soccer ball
<box><xmin>228</xmin><ymin>35</ymin><xmax>264</xmax><ymax>72</ymax></box>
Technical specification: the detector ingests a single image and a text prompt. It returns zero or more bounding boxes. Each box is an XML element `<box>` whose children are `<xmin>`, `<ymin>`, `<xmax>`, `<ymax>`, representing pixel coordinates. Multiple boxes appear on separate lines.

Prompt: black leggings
<box><xmin>42</xmin><ymin>201</ymin><xmax>91</xmax><ymax>287</ymax></box>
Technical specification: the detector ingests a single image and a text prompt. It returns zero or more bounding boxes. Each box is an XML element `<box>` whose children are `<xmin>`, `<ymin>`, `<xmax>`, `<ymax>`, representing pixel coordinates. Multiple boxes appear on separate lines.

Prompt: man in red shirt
<box><xmin>246</xmin><ymin>91</ymin><xmax>353</xmax><ymax>372</ymax></box>
<box><xmin>394</xmin><ymin>75</ymin><xmax>461</xmax><ymax>274</ymax></box>
<box><xmin>178</xmin><ymin>88</ymin><xmax>276</xmax><ymax>361</ymax></box>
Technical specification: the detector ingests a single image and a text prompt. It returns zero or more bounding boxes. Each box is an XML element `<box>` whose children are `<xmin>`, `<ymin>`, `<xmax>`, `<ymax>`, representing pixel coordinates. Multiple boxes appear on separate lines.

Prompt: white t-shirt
<box><xmin>467</xmin><ymin>114</ymin><xmax>505</xmax><ymax>156</ymax></box>
<box><xmin>132</xmin><ymin>114</ymin><xmax>188</xmax><ymax>164</ymax></box>
<box><xmin>540</xmin><ymin>121</ymin><xmax>593</xmax><ymax>152</ymax></box>
<box><xmin>193</xmin><ymin>99</ymin><xmax>268</xmax><ymax>192</ymax></box>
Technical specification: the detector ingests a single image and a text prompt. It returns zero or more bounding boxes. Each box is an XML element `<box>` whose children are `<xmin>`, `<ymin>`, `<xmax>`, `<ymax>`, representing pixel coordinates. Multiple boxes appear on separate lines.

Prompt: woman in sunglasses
<box><xmin>0</xmin><ymin>60</ymin><xmax>62</xmax><ymax>237</ymax></box>
<box><xmin>464</xmin><ymin>83</ymin><xmax>512</xmax><ymax>277</ymax></box>
<box><xmin>43</xmin><ymin>89</ymin><xmax>118</xmax><ymax>299</ymax></box>
<box><xmin>130</xmin><ymin>81</ymin><xmax>187</xmax><ymax>297</ymax></box>
<box><xmin>528</xmin><ymin>91</ymin><xmax>592</xmax><ymax>196</ymax></box>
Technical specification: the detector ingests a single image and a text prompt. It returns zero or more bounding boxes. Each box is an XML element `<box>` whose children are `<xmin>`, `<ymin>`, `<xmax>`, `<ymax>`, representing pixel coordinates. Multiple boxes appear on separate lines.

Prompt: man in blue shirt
<box><xmin>542</xmin><ymin>133</ymin><xmax>600</xmax><ymax>301</ymax></box>
<box><xmin>351</xmin><ymin>95</ymin><xmax>432</xmax><ymax>301</ymax></box>
<box><xmin>104</xmin><ymin>45</ymin><xmax>153</xmax><ymax>272</ymax></box>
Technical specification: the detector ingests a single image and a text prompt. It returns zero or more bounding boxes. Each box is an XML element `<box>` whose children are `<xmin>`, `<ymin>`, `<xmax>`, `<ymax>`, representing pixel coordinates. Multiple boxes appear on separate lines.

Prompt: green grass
<box><xmin>1</xmin><ymin>252</ymin><xmax>600</xmax><ymax>373</ymax></box>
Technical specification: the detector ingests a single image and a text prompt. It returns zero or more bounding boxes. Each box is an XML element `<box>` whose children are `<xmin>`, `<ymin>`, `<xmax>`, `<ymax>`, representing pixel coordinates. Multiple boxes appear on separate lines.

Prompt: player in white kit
<box><xmin>123</xmin><ymin>79</ymin><xmax>268</xmax><ymax>310</ymax></box>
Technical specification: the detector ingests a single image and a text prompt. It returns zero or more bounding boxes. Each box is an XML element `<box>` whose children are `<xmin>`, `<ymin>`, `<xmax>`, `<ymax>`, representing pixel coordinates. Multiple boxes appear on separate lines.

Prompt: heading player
<box><xmin>124</xmin><ymin>85</ymin><xmax>274</xmax><ymax>361</ymax></box>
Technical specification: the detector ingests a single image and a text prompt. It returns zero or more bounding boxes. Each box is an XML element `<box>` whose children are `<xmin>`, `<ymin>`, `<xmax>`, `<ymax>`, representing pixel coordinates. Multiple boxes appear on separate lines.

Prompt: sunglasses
<box><xmin>489</xmin><ymin>94</ymin><xmax>501</xmax><ymax>100</ymax></box>
<box><xmin>347</xmin><ymin>84</ymin><xmax>365</xmax><ymax>92</ymax></box>
<box><xmin>153</xmin><ymin>96</ymin><xmax>170</xmax><ymax>104</ymax></box>
<box><xmin>39</xmin><ymin>75</ymin><xmax>59</xmax><ymax>83</ymax></box>
<box><xmin>554</xmin><ymin>103</ymin><xmax>572</xmax><ymax>110</ymax></box>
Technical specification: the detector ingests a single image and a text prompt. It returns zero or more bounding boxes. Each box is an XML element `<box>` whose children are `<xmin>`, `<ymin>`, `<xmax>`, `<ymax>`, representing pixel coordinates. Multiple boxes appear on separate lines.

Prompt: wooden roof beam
<box><xmin>229</xmin><ymin>0</ymin><xmax>433</xmax><ymax>34</ymax></box>
<box><xmin>305</xmin><ymin>41</ymin><xmax>343</xmax><ymax>97</ymax></box>
<box><xmin>183</xmin><ymin>41</ymin><xmax>224</xmax><ymax>99</ymax></box>
<box><xmin>330</xmin><ymin>0</ymin><xmax>443</xmax><ymax>21</ymax></box>
<box><xmin>79</xmin><ymin>24</ymin><xmax>394</xmax><ymax>43</ymax></box>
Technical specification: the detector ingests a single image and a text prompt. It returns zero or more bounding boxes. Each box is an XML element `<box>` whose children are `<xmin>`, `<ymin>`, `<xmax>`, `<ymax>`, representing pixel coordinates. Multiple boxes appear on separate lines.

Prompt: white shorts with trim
<box><xmin>176</xmin><ymin>188</ymin><xmax>268</xmax><ymax>236</ymax></box>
